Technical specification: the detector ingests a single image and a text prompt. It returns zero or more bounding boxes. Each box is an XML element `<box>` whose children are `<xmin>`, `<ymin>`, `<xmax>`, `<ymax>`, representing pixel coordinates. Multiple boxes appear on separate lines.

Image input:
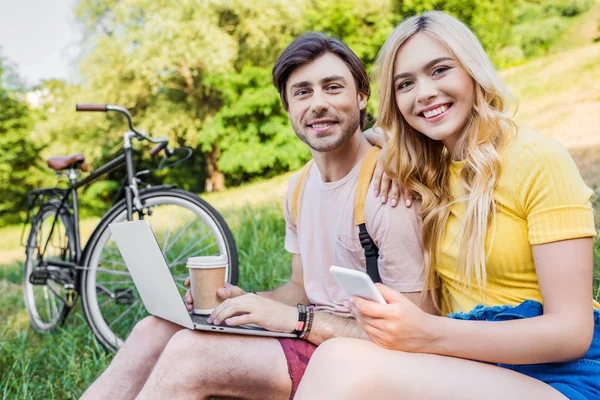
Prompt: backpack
<box><xmin>291</xmin><ymin>146</ymin><xmax>382</xmax><ymax>283</ymax></box>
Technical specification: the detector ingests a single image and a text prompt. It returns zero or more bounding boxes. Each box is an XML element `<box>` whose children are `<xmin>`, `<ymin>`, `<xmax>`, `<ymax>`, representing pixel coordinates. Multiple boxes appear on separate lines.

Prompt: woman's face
<box><xmin>393</xmin><ymin>33</ymin><xmax>474</xmax><ymax>152</ymax></box>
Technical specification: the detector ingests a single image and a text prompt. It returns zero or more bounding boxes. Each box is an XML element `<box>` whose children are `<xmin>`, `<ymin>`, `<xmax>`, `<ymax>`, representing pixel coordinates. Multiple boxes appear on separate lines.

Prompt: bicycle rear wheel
<box><xmin>80</xmin><ymin>188</ymin><xmax>238</xmax><ymax>351</ymax></box>
<box><xmin>23</xmin><ymin>201</ymin><xmax>76</xmax><ymax>331</ymax></box>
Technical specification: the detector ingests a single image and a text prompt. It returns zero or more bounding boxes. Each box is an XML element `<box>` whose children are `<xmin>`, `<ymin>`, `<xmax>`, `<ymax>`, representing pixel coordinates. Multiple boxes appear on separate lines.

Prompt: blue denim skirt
<box><xmin>448</xmin><ymin>300</ymin><xmax>600</xmax><ymax>400</ymax></box>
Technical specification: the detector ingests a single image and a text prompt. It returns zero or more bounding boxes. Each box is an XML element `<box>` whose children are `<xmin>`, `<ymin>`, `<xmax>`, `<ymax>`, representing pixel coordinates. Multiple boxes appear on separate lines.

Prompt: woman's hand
<box><xmin>363</xmin><ymin>127</ymin><xmax>412</xmax><ymax>207</ymax></box>
<box><xmin>348</xmin><ymin>284</ymin><xmax>435</xmax><ymax>352</ymax></box>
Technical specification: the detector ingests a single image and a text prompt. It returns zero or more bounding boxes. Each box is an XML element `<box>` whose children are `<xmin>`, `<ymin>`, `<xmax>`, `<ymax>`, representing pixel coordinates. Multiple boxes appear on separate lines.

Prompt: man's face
<box><xmin>285</xmin><ymin>52</ymin><xmax>367</xmax><ymax>152</ymax></box>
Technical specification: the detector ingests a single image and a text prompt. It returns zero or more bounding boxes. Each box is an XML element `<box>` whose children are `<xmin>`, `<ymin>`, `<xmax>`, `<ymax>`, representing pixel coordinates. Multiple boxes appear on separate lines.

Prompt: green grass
<box><xmin>0</xmin><ymin>203</ymin><xmax>292</xmax><ymax>399</ymax></box>
<box><xmin>2</xmin><ymin>201</ymin><xmax>599</xmax><ymax>398</ymax></box>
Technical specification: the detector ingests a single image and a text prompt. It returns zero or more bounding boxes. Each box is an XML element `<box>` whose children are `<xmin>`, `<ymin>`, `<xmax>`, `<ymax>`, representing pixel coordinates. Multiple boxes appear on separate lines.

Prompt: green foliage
<box><xmin>513</xmin><ymin>17</ymin><xmax>570</xmax><ymax>57</ymax></box>
<box><xmin>0</xmin><ymin>57</ymin><xmax>41</xmax><ymax>226</ymax></box>
<box><xmin>202</xmin><ymin>66</ymin><xmax>311</xmax><ymax>184</ymax></box>
<box><xmin>547</xmin><ymin>0</ymin><xmax>596</xmax><ymax>17</ymax></box>
<box><xmin>1</xmin><ymin>0</ymin><xmax>598</xmax><ymax>226</ymax></box>
<box><xmin>396</xmin><ymin>0</ymin><xmax>515</xmax><ymax>57</ymax></box>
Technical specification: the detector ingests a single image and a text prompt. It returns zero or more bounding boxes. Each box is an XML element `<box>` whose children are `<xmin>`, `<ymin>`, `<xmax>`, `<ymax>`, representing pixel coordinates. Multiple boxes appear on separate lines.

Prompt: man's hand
<box><xmin>184</xmin><ymin>278</ymin><xmax>246</xmax><ymax>311</ymax></box>
<box><xmin>207</xmin><ymin>294</ymin><xmax>298</xmax><ymax>334</ymax></box>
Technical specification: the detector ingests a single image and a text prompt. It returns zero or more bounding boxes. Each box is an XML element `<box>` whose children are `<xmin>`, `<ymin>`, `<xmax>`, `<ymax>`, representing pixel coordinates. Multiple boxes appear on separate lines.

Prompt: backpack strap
<box><xmin>355</xmin><ymin>146</ymin><xmax>382</xmax><ymax>283</ymax></box>
<box><xmin>291</xmin><ymin>147</ymin><xmax>381</xmax><ymax>283</ymax></box>
<box><xmin>291</xmin><ymin>160</ymin><xmax>314</xmax><ymax>225</ymax></box>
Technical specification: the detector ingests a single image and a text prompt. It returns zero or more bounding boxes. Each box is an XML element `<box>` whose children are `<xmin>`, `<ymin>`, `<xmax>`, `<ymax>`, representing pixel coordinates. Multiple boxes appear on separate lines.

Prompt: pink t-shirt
<box><xmin>284</xmin><ymin>153</ymin><xmax>425</xmax><ymax>316</ymax></box>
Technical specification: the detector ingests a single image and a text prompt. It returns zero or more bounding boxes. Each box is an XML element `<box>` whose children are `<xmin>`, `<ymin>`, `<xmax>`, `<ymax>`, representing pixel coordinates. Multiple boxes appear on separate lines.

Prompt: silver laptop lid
<box><xmin>109</xmin><ymin>220</ymin><xmax>194</xmax><ymax>329</ymax></box>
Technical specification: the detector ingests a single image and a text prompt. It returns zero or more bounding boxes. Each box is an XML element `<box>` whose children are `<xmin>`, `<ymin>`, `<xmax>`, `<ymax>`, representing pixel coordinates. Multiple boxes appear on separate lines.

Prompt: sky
<box><xmin>0</xmin><ymin>0</ymin><xmax>82</xmax><ymax>88</ymax></box>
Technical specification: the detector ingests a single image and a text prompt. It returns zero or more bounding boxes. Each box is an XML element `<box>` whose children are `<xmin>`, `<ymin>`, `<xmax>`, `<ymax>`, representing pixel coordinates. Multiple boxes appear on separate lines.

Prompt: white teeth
<box><xmin>423</xmin><ymin>105</ymin><xmax>448</xmax><ymax>118</ymax></box>
<box><xmin>312</xmin><ymin>122</ymin><xmax>334</xmax><ymax>129</ymax></box>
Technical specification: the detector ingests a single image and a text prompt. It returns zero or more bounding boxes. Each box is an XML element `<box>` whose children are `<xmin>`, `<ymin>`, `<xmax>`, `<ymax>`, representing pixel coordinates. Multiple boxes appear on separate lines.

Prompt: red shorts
<box><xmin>278</xmin><ymin>338</ymin><xmax>317</xmax><ymax>399</ymax></box>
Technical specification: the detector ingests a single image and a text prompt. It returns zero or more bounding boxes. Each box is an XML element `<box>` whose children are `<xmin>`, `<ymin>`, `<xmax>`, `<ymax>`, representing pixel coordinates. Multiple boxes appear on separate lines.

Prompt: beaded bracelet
<box><xmin>292</xmin><ymin>304</ymin><xmax>307</xmax><ymax>336</ymax></box>
<box><xmin>299</xmin><ymin>306</ymin><xmax>314</xmax><ymax>340</ymax></box>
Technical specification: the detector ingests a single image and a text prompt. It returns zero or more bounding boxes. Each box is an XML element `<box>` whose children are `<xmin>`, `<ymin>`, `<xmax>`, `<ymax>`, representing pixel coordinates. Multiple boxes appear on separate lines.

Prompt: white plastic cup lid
<box><xmin>186</xmin><ymin>255</ymin><xmax>228</xmax><ymax>268</ymax></box>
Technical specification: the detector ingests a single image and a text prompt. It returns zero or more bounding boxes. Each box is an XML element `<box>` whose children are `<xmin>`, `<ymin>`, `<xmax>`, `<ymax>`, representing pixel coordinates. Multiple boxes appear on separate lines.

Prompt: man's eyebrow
<box><xmin>289</xmin><ymin>81</ymin><xmax>312</xmax><ymax>90</ymax></box>
<box><xmin>393</xmin><ymin>57</ymin><xmax>454</xmax><ymax>82</ymax></box>
<box><xmin>320</xmin><ymin>75</ymin><xmax>347</xmax><ymax>85</ymax></box>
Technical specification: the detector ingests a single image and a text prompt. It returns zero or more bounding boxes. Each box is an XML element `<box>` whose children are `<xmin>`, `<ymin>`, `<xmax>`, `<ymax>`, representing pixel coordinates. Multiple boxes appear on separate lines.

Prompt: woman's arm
<box><xmin>351</xmin><ymin>238</ymin><xmax>594</xmax><ymax>364</ymax></box>
<box><xmin>363</xmin><ymin>127</ymin><xmax>412</xmax><ymax>207</ymax></box>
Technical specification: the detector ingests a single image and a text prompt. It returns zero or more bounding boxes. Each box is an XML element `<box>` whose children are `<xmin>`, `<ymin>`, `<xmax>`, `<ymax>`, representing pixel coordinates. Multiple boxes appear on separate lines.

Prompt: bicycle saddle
<box><xmin>47</xmin><ymin>153</ymin><xmax>90</xmax><ymax>172</ymax></box>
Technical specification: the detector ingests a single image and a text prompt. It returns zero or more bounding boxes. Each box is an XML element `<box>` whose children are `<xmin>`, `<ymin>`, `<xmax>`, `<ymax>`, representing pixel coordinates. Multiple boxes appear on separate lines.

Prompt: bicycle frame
<box><xmin>32</xmin><ymin>107</ymin><xmax>160</xmax><ymax>281</ymax></box>
<box><xmin>34</xmin><ymin>148</ymin><xmax>132</xmax><ymax>271</ymax></box>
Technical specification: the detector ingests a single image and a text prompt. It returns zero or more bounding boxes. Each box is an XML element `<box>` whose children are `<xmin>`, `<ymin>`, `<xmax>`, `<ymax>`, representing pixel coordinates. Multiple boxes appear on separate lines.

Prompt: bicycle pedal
<box><xmin>65</xmin><ymin>284</ymin><xmax>77</xmax><ymax>307</ymax></box>
<box><xmin>115</xmin><ymin>288</ymin><xmax>135</xmax><ymax>305</ymax></box>
<box><xmin>29</xmin><ymin>268</ymin><xmax>49</xmax><ymax>285</ymax></box>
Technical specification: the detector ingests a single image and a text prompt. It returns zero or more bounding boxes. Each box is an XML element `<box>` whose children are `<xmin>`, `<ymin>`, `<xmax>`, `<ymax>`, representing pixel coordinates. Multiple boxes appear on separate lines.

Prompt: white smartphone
<box><xmin>329</xmin><ymin>265</ymin><xmax>386</xmax><ymax>304</ymax></box>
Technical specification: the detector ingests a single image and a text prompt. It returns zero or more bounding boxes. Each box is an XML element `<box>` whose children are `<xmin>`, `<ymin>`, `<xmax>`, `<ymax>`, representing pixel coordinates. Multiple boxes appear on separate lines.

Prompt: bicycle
<box><xmin>22</xmin><ymin>104</ymin><xmax>239</xmax><ymax>352</ymax></box>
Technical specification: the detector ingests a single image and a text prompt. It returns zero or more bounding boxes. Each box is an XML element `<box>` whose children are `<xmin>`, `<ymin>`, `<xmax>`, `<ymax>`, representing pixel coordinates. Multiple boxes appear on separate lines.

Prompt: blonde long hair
<box><xmin>374</xmin><ymin>11</ymin><xmax>517</xmax><ymax>303</ymax></box>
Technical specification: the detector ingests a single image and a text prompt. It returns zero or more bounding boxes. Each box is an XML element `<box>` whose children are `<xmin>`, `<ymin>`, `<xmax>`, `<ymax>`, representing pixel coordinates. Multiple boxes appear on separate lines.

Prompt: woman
<box><xmin>295</xmin><ymin>11</ymin><xmax>599</xmax><ymax>400</ymax></box>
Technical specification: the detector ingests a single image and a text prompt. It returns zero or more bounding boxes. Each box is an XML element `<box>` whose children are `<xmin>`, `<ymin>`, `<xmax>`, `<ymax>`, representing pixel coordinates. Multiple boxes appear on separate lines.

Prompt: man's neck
<box><xmin>311</xmin><ymin>130</ymin><xmax>371</xmax><ymax>182</ymax></box>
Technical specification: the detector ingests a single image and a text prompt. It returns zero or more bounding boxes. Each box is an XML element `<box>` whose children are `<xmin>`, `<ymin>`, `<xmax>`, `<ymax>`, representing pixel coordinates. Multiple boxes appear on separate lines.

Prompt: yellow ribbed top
<box><xmin>437</xmin><ymin>130</ymin><xmax>598</xmax><ymax>314</ymax></box>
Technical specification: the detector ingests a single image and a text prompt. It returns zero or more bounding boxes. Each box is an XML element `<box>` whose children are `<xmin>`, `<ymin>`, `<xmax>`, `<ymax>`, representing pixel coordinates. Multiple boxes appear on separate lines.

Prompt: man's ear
<box><xmin>357</xmin><ymin>91</ymin><xmax>368</xmax><ymax>111</ymax></box>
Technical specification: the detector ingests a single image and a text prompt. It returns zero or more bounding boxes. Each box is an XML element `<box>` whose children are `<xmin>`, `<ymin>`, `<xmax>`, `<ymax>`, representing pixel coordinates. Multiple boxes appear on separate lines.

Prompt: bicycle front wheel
<box><xmin>80</xmin><ymin>188</ymin><xmax>238</xmax><ymax>351</ymax></box>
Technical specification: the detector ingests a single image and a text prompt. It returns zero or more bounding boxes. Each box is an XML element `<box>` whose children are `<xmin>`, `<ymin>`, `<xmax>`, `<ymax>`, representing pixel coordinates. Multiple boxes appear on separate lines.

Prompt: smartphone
<box><xmin>329</xmin><ymin>265</ymin><xmax>386</xmax><ymax>304</ymax></box>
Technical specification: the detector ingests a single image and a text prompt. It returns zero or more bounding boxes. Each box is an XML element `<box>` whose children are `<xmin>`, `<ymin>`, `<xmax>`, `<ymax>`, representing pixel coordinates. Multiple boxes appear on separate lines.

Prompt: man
<box><xmin>82</xmin><ymin>32</ymin><xmax>433</xmax><ymax>400</ymax></box>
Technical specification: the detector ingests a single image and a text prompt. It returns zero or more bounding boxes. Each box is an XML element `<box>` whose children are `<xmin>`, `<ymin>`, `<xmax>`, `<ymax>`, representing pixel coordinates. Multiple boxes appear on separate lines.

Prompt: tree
<box><xmin>0</xmin><ymin>56</ymin><xmax>40</xmax><ymax>226</ymax></box>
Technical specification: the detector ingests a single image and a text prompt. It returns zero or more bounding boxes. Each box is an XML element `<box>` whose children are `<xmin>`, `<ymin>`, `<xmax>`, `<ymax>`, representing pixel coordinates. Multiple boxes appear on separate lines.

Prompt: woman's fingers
<box><xmin>351</xmin><ymin>296</ymin><xmax>390</xmax><ymax>319</ymax></box>
<box><xmin>376</xmin><ymin>283</ymin><xmax>406</xmax><ymax>304</ymax></box>
<box><xmin>184</xmin><ymin>276</ymin><xmax>190</xmax><ymax>287</ymax></box>
<box><xmin>388</xmin><ymin>179</ymin><xmax>400</xmax><ymax>207</ymax></box>
<box><xmin>403</xmin><ymin>188</ymin><xmax>413</xmax><ymax>207</ymax></box>
<box><xmin>373</xmin><ymin>162</ymin><xmax>384</xmax><ymax>198</ymax></box>
<box><xmin>379</xmin><ymin>172</ymin><xmax>391</xmax><ymax>203</ymax></box>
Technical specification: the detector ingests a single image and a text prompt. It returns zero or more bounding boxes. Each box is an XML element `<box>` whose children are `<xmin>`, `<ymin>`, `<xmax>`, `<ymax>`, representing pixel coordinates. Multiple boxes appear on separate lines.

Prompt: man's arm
<box><xmin>306</xmin><ymin>312</ymin><xmax>367</xmax><ymax>345</ymax></box>
<box><xmin>208</xmin><ymin>254</ymin><xmax>365</xmax><ymax>340</ymax></box>
<box><xmin>306</xmin><ymin>291</ymin><xmax>434</xmax><ymax>345</ymax></box>
<box><xmin>257</xmin><ymin>254</ymin><xmax>309</xmax><ymax>306</ymax></box>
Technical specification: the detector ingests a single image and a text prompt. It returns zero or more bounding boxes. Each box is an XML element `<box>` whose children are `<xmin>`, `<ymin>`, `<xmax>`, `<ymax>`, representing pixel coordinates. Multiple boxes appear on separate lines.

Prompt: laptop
<box><xmin>109</xmin><ymin>220</ymin><xmax>297</xmax><ymax>338</ymax></box>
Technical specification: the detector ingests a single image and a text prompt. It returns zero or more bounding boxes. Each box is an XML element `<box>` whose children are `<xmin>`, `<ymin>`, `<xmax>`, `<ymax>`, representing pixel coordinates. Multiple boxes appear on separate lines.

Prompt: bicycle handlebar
<box><xmin>76</xmin><ymin>104</ymin><xmax>107</xmax><ymax>112</ymax></box>
<box><xmin>75</xmin><ymin>103</ymin><xmax>168</xmax><ymax>145</ymax></box>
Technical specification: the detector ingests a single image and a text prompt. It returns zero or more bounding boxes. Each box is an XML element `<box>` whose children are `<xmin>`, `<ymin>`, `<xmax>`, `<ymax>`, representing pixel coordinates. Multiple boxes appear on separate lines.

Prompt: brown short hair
<box><xmin>272</xmin><ymin>32</ymin><xmax>370</xmax><ymax>129</ymax></box>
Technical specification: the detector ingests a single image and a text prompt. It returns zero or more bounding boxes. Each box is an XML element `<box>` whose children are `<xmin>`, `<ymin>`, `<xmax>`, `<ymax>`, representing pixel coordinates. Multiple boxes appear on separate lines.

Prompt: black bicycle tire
<box><xmin>80</xmin><ymin>187</ymin><xmax>239</xmax><ymax>351</ymax></box>
<box><xmin>23</xmin><ymin>201</ymin><xmax>75</xmax><ymax>331</ymax></box>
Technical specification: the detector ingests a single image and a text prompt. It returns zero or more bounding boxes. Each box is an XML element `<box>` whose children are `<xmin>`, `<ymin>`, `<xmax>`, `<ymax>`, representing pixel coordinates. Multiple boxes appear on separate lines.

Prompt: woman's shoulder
<box><xmin>502</xmin><ymin>128</ymin><xmax>570</xmax><ymax>166</ymax></box>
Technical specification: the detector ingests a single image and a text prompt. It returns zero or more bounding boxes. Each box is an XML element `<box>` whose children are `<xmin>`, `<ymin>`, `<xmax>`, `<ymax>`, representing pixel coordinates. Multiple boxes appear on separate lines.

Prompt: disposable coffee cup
<box><xmin>187</xmin><ymin>255</ymin><xmax>228</xmax><ymax>315</ymax></box>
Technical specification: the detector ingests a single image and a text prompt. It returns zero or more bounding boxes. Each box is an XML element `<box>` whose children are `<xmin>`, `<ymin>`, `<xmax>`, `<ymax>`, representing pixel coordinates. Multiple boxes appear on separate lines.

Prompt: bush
<box><xmin>496</xmin><ymin>46</ymin><xmax>526</xmax><ymax>68</ymax></box>
<box><xmin>546</xmin><ymin>0</ymin><xmax>595</xmax><ymax>17</ymax></box>
<box><xmin>513</xmin><ymin>16</ymin><xmax>569</xmax><ymax>57</ymax></box>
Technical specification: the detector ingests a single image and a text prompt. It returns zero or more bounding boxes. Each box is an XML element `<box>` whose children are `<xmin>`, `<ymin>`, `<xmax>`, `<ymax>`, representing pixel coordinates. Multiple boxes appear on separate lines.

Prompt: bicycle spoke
<box><xmin>161</xmin><ymin>206</ymin><xmax>176</xmax><ymax>254</ymax></box>
<box><xmin>166</xmin><ymin>259</ymin><xmax>189</xmax><ymax>269</ymax></box>
<box><xmin>98</xmin><ymin>286</ymin><xmax>134</xmax><ymax>308</ymax></box>
<box><xmin>94</xmin><ymin>279</ymin><xmax>135</xmax><ymax>286</ymax></box>
<box><xmin>96</xmin><ymin>268</ymin><xmax>131</xmax><ymax>277</ymax></box>
<box><xmin>172</xmin><ymin>240</ymin><xmax>218</xmax><ymax>267</ymax></box>
<box><xmin>162</xmin><ymin>217</ymin><xmax>197</xmax><ymax>257</ymax></box>
<box><xmin>49</xmin><ymin>282</ymin><xmax>59</xmax><ymax>319</ymax></box>
<box><xmin>101</xmin><ymin>246</ymin><xmax>121</xmax><ymax>258</ymax></box>
<box><xmin>99</xmin><ymin>294</ymin><xmax>116</xmax><ymax>309</ymax></box>
<box><xmin>109</xmin><ymin>299</ymin><xmax>142</xmax><ymax>328</ymax></box>
<box><xmin>169</xmin><ymin>231</ymin><xmax>214</xmax><ymax>266</ymax></box>
<box><xmin>99</xmin><ymin>257</ymin><xmax>128</xmax><ymax>268</ymax></box>
<box><xmin>43</xmin><ymin>286</ymin><xmax>51</xmax><ymax>322</ymax></box>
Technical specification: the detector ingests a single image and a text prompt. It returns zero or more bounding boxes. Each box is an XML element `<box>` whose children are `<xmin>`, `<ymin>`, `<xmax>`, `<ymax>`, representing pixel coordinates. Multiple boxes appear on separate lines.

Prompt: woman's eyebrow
<box><xmin>394</xmin><ymin>56</ymin><xmax>454</xmax><ymax>82</ymax></box>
